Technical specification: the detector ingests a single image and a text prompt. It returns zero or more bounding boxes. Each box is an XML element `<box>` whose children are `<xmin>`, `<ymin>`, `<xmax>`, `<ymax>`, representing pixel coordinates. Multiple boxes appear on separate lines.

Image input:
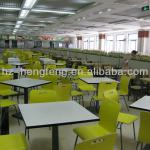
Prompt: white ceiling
<box><xmin>0</xmin><ymin>0</ymin><xmax>150</xmax><ymax>36</ymax></box>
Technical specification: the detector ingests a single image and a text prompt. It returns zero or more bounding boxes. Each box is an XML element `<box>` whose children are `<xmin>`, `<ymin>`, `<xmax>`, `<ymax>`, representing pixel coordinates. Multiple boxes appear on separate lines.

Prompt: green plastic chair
<box><xmin>75</xmin><ymin>133</ymin><xmax>117</xmax><ymax>150</ymax></box>
<box><xmin>53</xmin><ymin>83</ymin><xmax>72</xmax><ymax>101</ymax></box>
<box><xmin>0</xmin><ymin>133</ymin><xmax>28</xmax><ymax>150</ymax></box>
<box><xmin>29</xmin><ymin>89</ymin><xmax>59</xmax><ymax>103</ymax></box>
<box><xmin>73</xmin><ymin>101</ymin><xmax>121</xmax><ymax>147</ymax></box>
<box><xmin>41</xmin><ymin>75</ymin><xmax>59</xmax><ymax>90</ymax></box>
<box><xmin>118</xmin><ymin>75</ymin><xmax>131</xmax><ymax>111</ymax></box>
<box><xmin>136</xmin><ymin>112</ymin><xmax>150</xmax><ymax>150</ymax></box>
<box><xmin>0</xmin><ymin>74</ymin><xmax>18</xmax><ymax>97</ymax></box>
<box><xmin>90</xmin><ymin>82</ymin><xmax>118</xmax><ymax>110</ymax></box>
<box><xmin>103</xmin><ymin>89</ymin><xmax>138</xmax><ymax>150</ymax></box>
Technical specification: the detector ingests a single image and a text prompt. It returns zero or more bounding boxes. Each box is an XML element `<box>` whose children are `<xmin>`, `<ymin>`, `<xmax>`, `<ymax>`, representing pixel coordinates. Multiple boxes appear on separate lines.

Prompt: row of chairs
<box><xmin>74</xmin><ymin>90</ymin><xmax>150</xmax><ymax>150</ymax></box>
<box><xmin>0</xmin><ymin>100</ymin><xmax>149</xmax><ymax>150</ymax></box>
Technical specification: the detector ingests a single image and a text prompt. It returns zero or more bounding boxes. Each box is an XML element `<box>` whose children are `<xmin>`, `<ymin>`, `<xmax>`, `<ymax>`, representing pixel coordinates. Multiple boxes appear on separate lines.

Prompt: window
<box><xmin>83</xmin><ymin>37</ymin><xmax>88</xmax><ymax>49</ymax></box>
<box><xmin>116</xmin><ymin>35</ymin><xmax>125</xmax><ymax>52</ymax></box>
<box><xmin>89</xmin><ymin>37</ymin><xmax>94</xmax><ymax>50</ymax></box>
<box><xmin>128</xmin><ymin>34</ymin><xmax>138</xmax><ymax>53</ymax></box>
<box><xmin>106</xmin><ymin>36</ymin><xmax>114</xmax><ymax>52</ymax></box>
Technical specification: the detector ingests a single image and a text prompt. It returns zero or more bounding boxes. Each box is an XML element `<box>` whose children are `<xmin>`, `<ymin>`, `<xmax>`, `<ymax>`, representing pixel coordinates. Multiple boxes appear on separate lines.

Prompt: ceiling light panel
<box><xmin>32</xmin><ymin>9</ymin><xmax>75</xmax><ymax>15</ymax></box>
<box><xmin>0</xmin><ymin>0</ymin><xmax>23</xmax><ymax>8</ymax></box>
<box><xmin>34</xmin><ymin>0</ymin><xmax>94</xmax><ymax>12</ymax></box>
<box><xmin>23</xmin><ymin>0</ymin><xmax>37</xmax><ymax>9</ymax></box>
<box><xmin>19</xmin><ymin>10</ymin><xmax>29</xmax><ymax>18</ymax></box>
<box><xmin>0</xmin><ymin>7</ymin><xmax>20</xmax><ymax>10</ymax></box>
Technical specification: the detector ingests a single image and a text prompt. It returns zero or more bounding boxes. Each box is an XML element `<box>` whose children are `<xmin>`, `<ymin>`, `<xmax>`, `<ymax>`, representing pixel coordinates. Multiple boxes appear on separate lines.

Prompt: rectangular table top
<box><xmin>10</xmin><ymin>62</ymin><xmax>28</xmax><ymax>66</ymax></box>
<box><xmin>1</xmin><ymin>78</ymin><xmax>51</xmax><ymax>88</ymax></box>
<box><xmin>130</xmin><ymin>96</ymin><xmax>150</xmax><ymax>111</ymax></box>
<box><xmin>140</xmin><ymin>78</ymin><xmax>150</xmax><ymax>83</ymax></box>
<box><xmin>2</xmin><ymin>68</ymin><xmax>26</xmax><ymax>73</ymax></box>
<box><xmin>80</xmin><ymin>77</ymin><xmax>119</xmax><ymax>84</ymax></box>
<box><xmin>55</xmin><ymin>68</ymin><xmax>76</xmax><ymax>72</ymax></box>
<box><xmin>19</xmin><ymin>101</ymin><xmax>99</xmax><ymax>128</ymax></box>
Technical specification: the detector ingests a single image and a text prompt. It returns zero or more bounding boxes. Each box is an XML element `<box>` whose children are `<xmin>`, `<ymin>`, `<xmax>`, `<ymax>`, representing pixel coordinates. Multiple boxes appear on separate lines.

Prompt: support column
<box><xmin>99</xmin><ymin>34</ymin><xmax>106</xmax><ymax>50</ymax></box>
<box><xmin>138</xmin><ymin>30</ymin><xmax>149</xmax><ymax>54</ymax></box>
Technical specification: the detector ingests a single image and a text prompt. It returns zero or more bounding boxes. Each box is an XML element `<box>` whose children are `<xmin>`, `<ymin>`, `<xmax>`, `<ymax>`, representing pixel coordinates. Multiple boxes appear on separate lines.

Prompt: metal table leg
<box><xmin>52</xmin><ymin>126</ymin><xmax>59</xmax><ymax>150</ymax></box>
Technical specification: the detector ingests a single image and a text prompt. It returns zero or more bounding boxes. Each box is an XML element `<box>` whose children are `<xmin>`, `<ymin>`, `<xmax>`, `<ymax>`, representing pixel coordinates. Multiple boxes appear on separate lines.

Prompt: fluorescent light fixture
<box><xmin>0</xmin><ymin>7</ymin><xmax>21</xmax><ymax>10</ymax></box>
<box><xmin>22</xmin><ymin>24</ymin><xmax>45</xmax><ymax>27</ymax></box>
<box><xmin>15</xmin><ymin>24</ymin><xmax>21</xmax><ymax>28</ymax></box>
<box><xmin>0</xmin><ymin>23</ymin><xmax>15</xmax><ymax>26</ymax></box>
<box><xmin>39</xmin><ymin>20</ymin><xmax>54</xmax><ymax>23</ymax></box>
<box><xmin>23</xmin><ymin>0</ymin><xmax>37</xmax><ymax>9</ymax></box>
<box><xmin>107</xmin><ymin>8</ymin><xmax>112</xmax><ymax>12</ymax></box>
<box><xmin>19</xmin><ymin>10</ymin><xmax>29</xmax><ymax>18</ymax></box>
<box><xmin>32</xmin><ymin>9</ymin><xmax>76</xmax><ymax>15</ymax></box>
<box><xmin>17</xmin><ymin>21</ymin><xmax>23</xmax><ymax>25</ymax></box>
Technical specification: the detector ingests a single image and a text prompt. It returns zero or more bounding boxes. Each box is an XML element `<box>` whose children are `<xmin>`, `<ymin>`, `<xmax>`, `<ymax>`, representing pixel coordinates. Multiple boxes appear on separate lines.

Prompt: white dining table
<box><xmin>19</xmin><ymin>101</ymin><xmax>99</xmax><ymax>150</ymax></box>
<box><xmin>130</xmin><ymin>96</ymin><xmax>150</xmax><ymax>111</ymax></box>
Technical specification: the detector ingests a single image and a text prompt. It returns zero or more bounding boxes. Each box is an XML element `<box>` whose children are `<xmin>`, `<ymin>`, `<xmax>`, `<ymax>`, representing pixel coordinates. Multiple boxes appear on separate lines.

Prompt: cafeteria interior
<box><xmin>0</xmin><ymin>0</ymin><xmax>150</xmax><ymax>150</ymax></box>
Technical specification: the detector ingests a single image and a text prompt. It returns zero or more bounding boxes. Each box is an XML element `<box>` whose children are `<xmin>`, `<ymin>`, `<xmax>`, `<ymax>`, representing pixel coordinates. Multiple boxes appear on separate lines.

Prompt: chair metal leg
<box><xmin>141</xmin><ymin>143</ymin><xmax>143</xmax><ymax>150</ymax></box>
<box><xmin>136</xmin><ymin>142</ymin><xmax>140</xmax><ymax>150</ymax></box>
<box><xmin>120</xmin><ymin>123</ymin><xmax>123</xmax><ymax>150</ymax></box>
<box><xmin>25</xmin><ymin>128</ymin><xmax>30</xmax><ymax>140</ymax></box>
<box><xmin>13</xmin><ymin>105</ymin><xmax>20</xmax><ymax>126</ymax></box>
<box><xmin>133</xmin><ymin>122</ymin><xmax>136</xmax><ymax>140</ymax></box>
<box><xmin>81</xmin><ymin>95</ymin><xmax>84</xmax><ymax>106</ymax></box>
<box><xmin>74</xmin><ymin>135</ymin><xmax>78</xmax><ymax>150</ymax></box>
<box><xmin>123</xmin><ymin>96</ymin><xmax>129</xmax><ymax>111</ymax></box>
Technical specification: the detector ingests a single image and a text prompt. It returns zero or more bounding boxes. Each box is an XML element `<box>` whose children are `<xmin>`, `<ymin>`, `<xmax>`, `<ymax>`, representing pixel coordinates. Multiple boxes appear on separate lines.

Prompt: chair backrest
<box><xmin>103</xmin><ymin>89</ymin><xmax>119</xmax><ymax>103</ymax></box>
<box><xmin>29</xmin><ymin>90</ymin><xmax>59</xmax><ymax>103</ymax></box>
<box><xmin>99</xmin><ymin>101</ymin><xmax>121</xmax><ymax>133</ymax></box>
<box><xmin>138</xmin><ymin>111</ymin><xmax>150</xmax><ymax>144</ymax></box>
<box><xmin>41</xmin><ymin>75</ymin><xmax>58</xmax><ymax>89</ymax></box>
<box><xmin>119</xmin><ymin>75</ymin><xmax>130</xmax><ymax>94</ymax></box>
<box><xmin>0</xmin><ymin>74</ymin><xmax>12</xmax><ymax>90</ymax></box>
<box><xmin>46</xmin><ymin>64</ymin><xmax>56</xmax><ymax>70</ymax></box>
<box><xmin>75</xmin><ymin>133</ymin><xmax>117</xmax><ymax>150</ymax></box>
<box><xmin>54</xmin><ymin>83</ymin><xmax>72</xmax><ymax>101</ymax></box>
<box><xmin>98</xmin><ymin>82</ymin><xmax>118</xmax><ymax>100</ymax></box>
<box><xmin>78</xmin><ymin>71</ymin><xmax>93</xmax><ymax>79</ymax></box>
<box><xmin>78</xmin><ymin>66</ymin><xmax>88</xmax><ymax>72</ymax></box>
<box><xmin>33</xmin><ymin>61</ymin><xmax>42</xmax><ymax>70</ymax></box>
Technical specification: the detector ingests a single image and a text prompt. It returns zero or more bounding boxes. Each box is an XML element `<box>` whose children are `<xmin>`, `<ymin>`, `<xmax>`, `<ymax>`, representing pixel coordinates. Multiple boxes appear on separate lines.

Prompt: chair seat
<box><xmin>71</xmin><ymin>90</ymin><xmax>83</xmax><ymax>96</ymax></box>
<box><xmin>118</xmin><ymin>90</ymin><xmax>128</xmax><ymax>96</ymax></box>
<box><xmin>0</xmin><ymin>133</ymin><xmax>28</xmax><ymax>150</ymax></box>
<box><xmin>78</xmin><ymin>84</ymin><xmax>96</xmax><ymax>91</ymax></box>
<box><xmin>0</xmin><ymin>99</ymin><xmax>17</xmax><ymax>107</ymax></box>
<box><xmin>118</xmin><ymin>112</ymin><xmax>138</xmax><ymax>124</ymax></box>
<box><xmin>92</xmin><ymin>95</ymin><xmax>103</xmax><ymax>101</ymax></box>
<box><xmin>130</xmin><ymin>85</ymin><xmax>142</xmax><ymax>90</ymax></box>
<box><xmin>0</xmin><ymin>90</ymin><xmax>18</xmax><ymax>97</ymax></box>
<box><xmin>74</xmin><ymin>124</ymin><xmax>110</xmax><ymax>140</ymax></box>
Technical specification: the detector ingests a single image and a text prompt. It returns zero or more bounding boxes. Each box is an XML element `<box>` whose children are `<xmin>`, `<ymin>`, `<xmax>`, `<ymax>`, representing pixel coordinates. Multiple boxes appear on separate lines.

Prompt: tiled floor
<box><xmin>9</xmin><ymin>94</ymin><xmax>140</xmax><ymax>150</ymax></box>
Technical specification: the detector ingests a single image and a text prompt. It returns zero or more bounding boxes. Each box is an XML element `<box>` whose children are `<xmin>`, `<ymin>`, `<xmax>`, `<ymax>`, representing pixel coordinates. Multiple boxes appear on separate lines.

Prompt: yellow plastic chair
<box><xmin>103</xmin><ymin>89</ymin><xmax>138</xmax><ymax>150</ymax></box>
<box><xmin>136</xmin><ymin>112</ymin><xmax>150</xmax><ymax>150</ymax></box>
<box><xmin>0</xmin><ymin>99</ymin><xmax>20</xmax><ymax>125</ymax></box>
<box><xmin>118</xmin><ymin>75</ymin><xmax>131</xmax><ymax>111</ymax></box>
<box><xmin>46</xmin><ymin>64</ymin><xmax>56</xmax><ymax>70</ymax></box>
<box><xmin>73</xmin><ymin>101</ymin><xmax>121</xmax><ymax>147</ymax></box>
<box><xmin>71</xmin><ymin>90</ymin><xmax>84</xmax><ymax>106</ymax></box>
<box><xmin>32</xmin><ymin>61</ymin><xmax>42</xmax><ymax>70</ymax></box>
<box><xmin>0</xmin><ymin>74</ymin><xmax>18</xmax><ymax>98</ymax></box>
<box><xmin>90</xmin><ymin>82</ymin><xmax>118</xmax><ymax>110</ymax></box>
<box><xmin>41</xmin><ymin>75</ymin><xmax>58</xmax><ymax>90</ymax></box>
<box><xmin>54</xmin><ymin>83</ymin><xmax>72</xmax><ymax>101</ymax></box>
<box><xmin>77</xmin><ymin>72</ymin><xmax>96</xmax><ymax>92</ymax></box>
<box><xmin>29</xmin><ymin>89</ymin><xmax>59</xmax><ymax>103</ymax></box>
<box><xmin>75</xmin><ymin>133</ymin><xmax>117</xmax><ymax>150</ymax></box>
<box><xmin>78</xmin><ymin>66</ymin><xmax>88</xmax><ymax>72</ymax></box>
<box><xmin>0</xmin><ymin>133</ymin><xmax>28</xmax><ymax>150</ymax></box>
